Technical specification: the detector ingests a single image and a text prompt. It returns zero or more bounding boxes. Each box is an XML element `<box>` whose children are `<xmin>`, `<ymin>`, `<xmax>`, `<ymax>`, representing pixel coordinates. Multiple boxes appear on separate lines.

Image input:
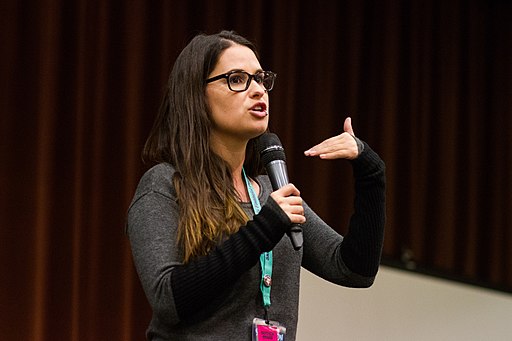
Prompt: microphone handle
<box><xmin>288</xmin><ymin>225</ymin><xmax>303</xmax><ymax>251</ymax></box>
<box><xmin>266</xmin><ymin>160</ymin><xmax>304</xmax><ymax>250</ymax></box>
<box><xmin>266</xmin><ymin>160</ymin><xmax>289</xmax><ymax>189</ymax></box>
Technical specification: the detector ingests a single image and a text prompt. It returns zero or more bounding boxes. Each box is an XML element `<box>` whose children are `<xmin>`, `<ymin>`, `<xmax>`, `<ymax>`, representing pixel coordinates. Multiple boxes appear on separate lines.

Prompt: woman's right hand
<box><xmin>270</xmin><ymin>184</ymin><xmax>306</xmax><ymax>225</ymax></box>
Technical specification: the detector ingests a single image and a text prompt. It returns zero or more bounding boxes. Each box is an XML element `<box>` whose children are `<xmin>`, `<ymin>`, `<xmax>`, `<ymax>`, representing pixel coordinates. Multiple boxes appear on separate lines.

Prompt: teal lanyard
<box><xmin>242</xmin><ymin>168</ymin><xmax>273</xmax><ymax>312</ymax></box>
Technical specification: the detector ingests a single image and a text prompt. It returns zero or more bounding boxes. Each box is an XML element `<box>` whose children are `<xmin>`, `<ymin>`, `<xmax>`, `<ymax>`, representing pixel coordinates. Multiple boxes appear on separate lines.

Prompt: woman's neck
<box><xmin>210</xmin><ymin>136</ymin><xmax>249</xmax><ymax>202</ymax></box>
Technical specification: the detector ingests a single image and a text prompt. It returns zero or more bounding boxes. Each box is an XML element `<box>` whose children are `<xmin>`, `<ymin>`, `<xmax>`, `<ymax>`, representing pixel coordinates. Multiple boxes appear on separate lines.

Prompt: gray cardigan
<box><xmin>127</xmin><ymin>143</ymin><xmax>385</xmax><ymax>340</ymax></box>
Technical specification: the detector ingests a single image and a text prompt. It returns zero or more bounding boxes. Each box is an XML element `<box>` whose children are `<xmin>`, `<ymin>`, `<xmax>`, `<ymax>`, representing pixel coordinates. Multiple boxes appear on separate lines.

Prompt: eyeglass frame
<box><xmin>205</xmin><ymin>70</ymin><xmax>277</xmax><ymax>92</ymax></box>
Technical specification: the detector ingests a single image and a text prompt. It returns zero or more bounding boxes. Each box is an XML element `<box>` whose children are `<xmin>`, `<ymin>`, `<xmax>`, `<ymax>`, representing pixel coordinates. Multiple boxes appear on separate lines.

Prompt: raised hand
<box><xmin>303</xmin><ymin>117</ymin><xmax>360</xmax><ymax>160</ymax></box>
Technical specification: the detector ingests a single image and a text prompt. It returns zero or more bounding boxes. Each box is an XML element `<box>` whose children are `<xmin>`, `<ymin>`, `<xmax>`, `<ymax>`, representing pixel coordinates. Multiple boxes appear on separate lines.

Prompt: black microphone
<box><xmin>256</xmin><ymin>132</ymin><xmax>303</xmax><ymax>250</ymax></box>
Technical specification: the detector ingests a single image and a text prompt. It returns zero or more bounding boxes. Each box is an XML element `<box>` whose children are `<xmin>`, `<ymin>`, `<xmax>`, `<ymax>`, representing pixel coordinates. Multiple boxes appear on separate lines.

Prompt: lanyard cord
<box><xmin>242</xmin><ymin>168</ymin><xmax>273</xmax><ymax>320</ymax></box>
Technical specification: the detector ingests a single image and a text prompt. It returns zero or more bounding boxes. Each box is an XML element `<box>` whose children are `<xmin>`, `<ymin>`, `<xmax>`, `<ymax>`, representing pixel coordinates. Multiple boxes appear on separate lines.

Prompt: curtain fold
<box><xmin>1</xmin><ymin>0</ymin><xmax>511</xmax><ymax>339</ymax></box>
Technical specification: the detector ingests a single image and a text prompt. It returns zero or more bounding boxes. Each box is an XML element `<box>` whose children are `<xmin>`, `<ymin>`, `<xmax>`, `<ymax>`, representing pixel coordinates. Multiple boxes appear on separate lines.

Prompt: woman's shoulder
<box><xmin>142</xmin><ymin>162</ymin><xmax>175</xmax><ymax>181</ymax></box>
<box><xmin>132</xmin><ymin>163</ymin><xmax>177</xmax><ymax>202</ymax></box>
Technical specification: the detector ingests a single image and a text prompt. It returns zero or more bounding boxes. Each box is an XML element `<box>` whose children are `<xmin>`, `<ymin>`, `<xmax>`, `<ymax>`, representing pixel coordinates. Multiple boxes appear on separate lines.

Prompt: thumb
<box><xmin>344</xmin><ymin>117</ymin><xmax>355</xmax><ymax>136</ymax></box>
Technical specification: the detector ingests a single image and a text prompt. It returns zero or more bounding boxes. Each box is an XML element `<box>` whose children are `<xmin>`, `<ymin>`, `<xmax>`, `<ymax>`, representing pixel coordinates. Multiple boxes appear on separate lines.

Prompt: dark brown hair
<box><xmin>143</xmin><ymin>31</ymin><xmax>264</xmax><ymax>262</ymax></box>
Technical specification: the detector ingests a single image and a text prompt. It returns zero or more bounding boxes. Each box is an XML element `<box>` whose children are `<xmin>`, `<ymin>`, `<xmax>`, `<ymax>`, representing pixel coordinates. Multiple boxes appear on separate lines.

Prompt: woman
<box><xmin>127</xmin><ymin>30</ymin><xmax>385</xmax><ymax>340</ymax></box>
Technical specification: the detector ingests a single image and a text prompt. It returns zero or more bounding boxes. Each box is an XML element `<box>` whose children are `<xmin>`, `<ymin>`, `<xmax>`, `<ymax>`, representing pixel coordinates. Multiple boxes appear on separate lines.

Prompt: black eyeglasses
<box><xmin>205</xmin><ymin>70</ymin><xmax>277</xmax><ymax>92</ymax></box>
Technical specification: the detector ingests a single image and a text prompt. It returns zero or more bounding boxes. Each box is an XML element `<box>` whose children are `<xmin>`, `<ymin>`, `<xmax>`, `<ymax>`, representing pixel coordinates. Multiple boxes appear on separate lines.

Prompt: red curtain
<box><xmin>1</xmin><ymin>0</ymin><xmax>511</xmax><ymax>339</ymax></box>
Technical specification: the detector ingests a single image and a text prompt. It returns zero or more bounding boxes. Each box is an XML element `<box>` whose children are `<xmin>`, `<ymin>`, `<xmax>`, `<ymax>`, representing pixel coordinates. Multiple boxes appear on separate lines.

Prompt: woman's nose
<box><xmin>248</xmin><ymin>79</ymin><xmax>266</xmax><ymax>97</ymax></box>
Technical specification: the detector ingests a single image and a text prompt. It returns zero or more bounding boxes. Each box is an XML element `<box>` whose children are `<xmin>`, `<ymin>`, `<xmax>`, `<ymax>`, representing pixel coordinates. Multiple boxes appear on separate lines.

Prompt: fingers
<box><xmin>344</xmin><ymin>117</ymin><xmax>355</xmax><ymax>135</ymax></box>
<box><xmin>273</xmin><ymin>183</ymin><xmax>300</xmax><ymax>197</ymax></box>
<box><xmin>304</xmin><ymin>117</ymin><xmax>359</xmax><ymax>160</ymax></box>
<box><xmin>304</xmin><ymin>133</ymin><xmax>358</xmax><ymax>159</ymax></box>
<box><xmin>270</xmin><ymin>184</ymin><xmax>306</xmax><ymax>224</ymax></box>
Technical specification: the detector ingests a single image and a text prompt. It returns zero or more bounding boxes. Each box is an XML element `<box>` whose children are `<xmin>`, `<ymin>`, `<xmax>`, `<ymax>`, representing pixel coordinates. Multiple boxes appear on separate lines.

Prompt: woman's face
<box><xmin>206</xmin><ymin>44</ymin><xmax>270</xmax><ymax>148</ymax></box>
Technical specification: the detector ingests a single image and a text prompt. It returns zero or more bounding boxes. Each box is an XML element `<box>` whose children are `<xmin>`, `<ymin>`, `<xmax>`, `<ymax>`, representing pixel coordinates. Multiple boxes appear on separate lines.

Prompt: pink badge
<box><xmin>256</xmin><ymin>324</ymin><xmax>279</xmax><ymax>341</ymax></box>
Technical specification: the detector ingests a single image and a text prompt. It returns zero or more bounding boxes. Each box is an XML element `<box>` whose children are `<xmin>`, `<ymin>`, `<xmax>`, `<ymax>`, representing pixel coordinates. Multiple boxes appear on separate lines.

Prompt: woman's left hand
<box><xmin>304</xmin><ymin>117</ymin><xmax>360</xmax><ymax>160</ymax></box>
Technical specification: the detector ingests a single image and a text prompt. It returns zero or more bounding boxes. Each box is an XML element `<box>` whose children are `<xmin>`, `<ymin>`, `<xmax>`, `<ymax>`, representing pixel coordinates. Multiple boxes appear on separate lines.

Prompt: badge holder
<box><xmin>244</xmin><ymin>169</ymin><xmax>287</xmax><ymax>341</ymax></box>
<box><xmin>252</xmin><ymin>317</ymin><xmax>286</xmax><ymax>341</ymax></box>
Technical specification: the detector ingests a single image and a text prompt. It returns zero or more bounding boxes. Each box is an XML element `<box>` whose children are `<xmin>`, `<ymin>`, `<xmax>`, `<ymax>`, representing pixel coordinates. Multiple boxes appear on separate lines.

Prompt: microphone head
<box><xmin>255</xmin><ymin>132</ymin><xmax>286</xmax><ymax>165</ymax></box>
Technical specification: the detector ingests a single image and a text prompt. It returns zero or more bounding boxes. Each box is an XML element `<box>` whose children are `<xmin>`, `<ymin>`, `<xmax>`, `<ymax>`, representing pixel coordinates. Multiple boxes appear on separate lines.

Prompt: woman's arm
<box><xmin>127</xmin><ymin>190</ymin><xmax>290</xmax><ymax>325</ymax></box>
<box><xmin>301</xmin><ymin>142</ymin><xmax>385</xmax><ymax>285</ymax></box>
<box><xmin>301</xmin><ymin>117</ymin><xmax>386</xmax><ymax>285</ymax></box>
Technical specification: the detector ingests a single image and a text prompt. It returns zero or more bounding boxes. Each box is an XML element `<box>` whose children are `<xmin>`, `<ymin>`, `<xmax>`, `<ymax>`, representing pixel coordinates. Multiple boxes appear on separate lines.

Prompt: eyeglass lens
<box><xmin>228</xmin><ymin>72</ymin><xmax>274</xmax><ymax>92</ymax></box>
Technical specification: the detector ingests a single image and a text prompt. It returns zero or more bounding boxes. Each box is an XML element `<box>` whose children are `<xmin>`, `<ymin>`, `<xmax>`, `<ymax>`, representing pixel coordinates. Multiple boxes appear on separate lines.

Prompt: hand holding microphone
<box><xmin>270</xmin><ymin>184</ymin><xmax>306</xmax><ymax>225</ymax></box>
<box><xmin>256</xmin><ymin>132</ymin><xmax>304</xmax><ymax>250</ymax></box>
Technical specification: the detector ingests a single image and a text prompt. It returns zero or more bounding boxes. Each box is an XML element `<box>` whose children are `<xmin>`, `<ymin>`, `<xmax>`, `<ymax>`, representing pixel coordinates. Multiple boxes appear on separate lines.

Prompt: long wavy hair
<box><xmin>143</xmin><ymin>31</ymin><xmax>264</xmax><ymax>263</ymax></box>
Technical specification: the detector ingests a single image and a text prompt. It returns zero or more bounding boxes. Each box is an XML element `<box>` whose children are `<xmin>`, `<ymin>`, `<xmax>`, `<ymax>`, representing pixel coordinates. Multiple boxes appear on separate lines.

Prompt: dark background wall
<box><xmin>1</xmin><ymin>0</ymin><xmax>511</xmax><ymax>339</ymax></box>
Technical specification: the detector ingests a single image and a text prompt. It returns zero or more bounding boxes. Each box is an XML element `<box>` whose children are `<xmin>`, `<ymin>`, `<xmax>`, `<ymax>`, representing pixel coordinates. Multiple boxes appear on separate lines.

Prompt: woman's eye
<box><xmin>229</xmin><ymin>74</ymin><xmax>246</xmax><ymax>84</ymax></box>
